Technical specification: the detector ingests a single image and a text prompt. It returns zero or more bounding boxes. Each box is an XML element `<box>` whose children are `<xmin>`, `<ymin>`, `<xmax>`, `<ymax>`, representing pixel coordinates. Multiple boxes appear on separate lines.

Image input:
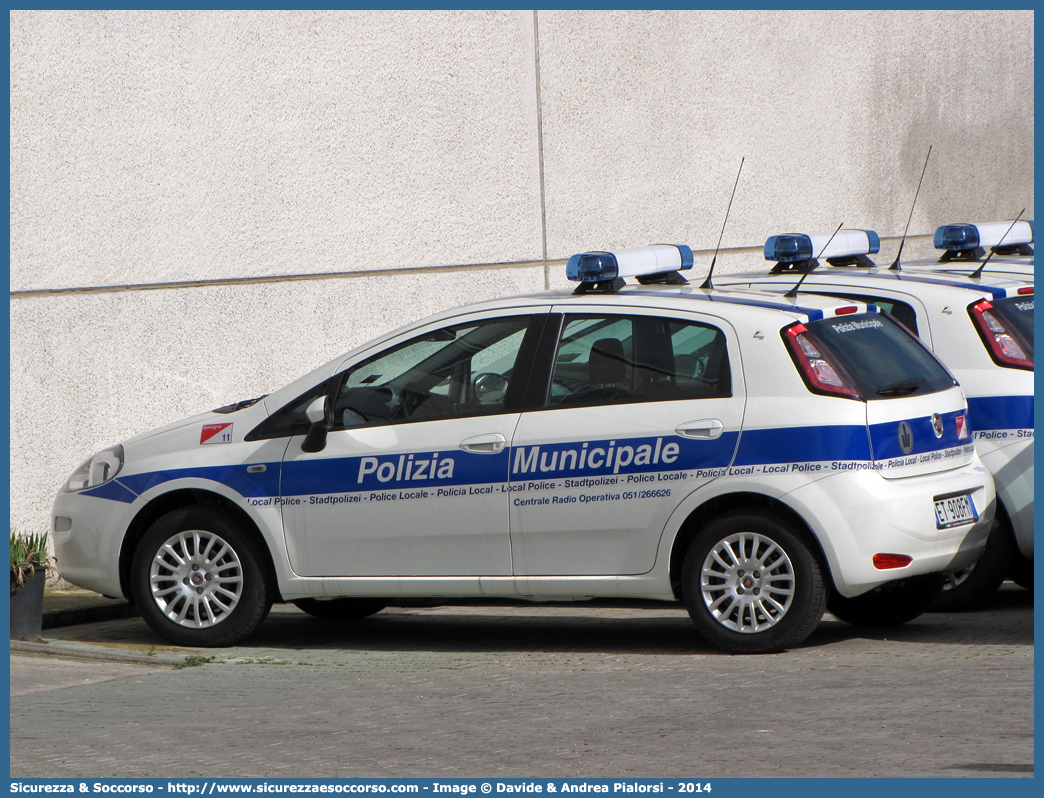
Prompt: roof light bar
<box><xmin>764</xmin><ymin>229</ymin><xmax>881</xmax><ymax>263</ymax></box>
<box><xmin>566</xmin><ymin>244</ymin><xmax>694</xmax><ymax>283</ymax></box>
<box><xmin>934</xmin><ymin>221</ymin><xmax>1035</xmax><ymax>252</ymax></box>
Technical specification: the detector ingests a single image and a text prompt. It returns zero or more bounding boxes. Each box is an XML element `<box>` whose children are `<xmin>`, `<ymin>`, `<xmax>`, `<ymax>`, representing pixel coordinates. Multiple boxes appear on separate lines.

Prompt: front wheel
<box><xmin>681</xmin><ymin>509</ymin><xmax>825</xmax><ymax>654</ymax></box>
<box><xmin>828</xmin><ymin>573</ymin><xmax>942</xmax><ymax>627</ymax></box>
<box><xmin>131</xmin><ymin>507</ymin><xmax>272</xmax><ymax>647</ymax></box>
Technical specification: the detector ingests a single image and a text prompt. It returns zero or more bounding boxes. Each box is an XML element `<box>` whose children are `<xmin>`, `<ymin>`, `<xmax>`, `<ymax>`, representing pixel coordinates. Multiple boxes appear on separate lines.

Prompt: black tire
<box><xmin>1009</xmin><ymin>553</ymin><xmax>1033</xmax><ymax>591</ymax></box>
<box><xmin>681</xmin><ymin>509</ymin><xmax>825</xmax><ymax>654</ymax></box>
<box><xmin>828</xmin><ymin>573</ymin><xmax>942</xmax><ymax>627</ymax></box>
<box><xmin>293</xmin><ymin>598</ymin><xmax>387</xmax><ymax>621</ymax></box>
<box><xmin>131</xmin><ymin>506</ymin><xmax>272</xmax><ymax>647</ymax></box>
<box><xmin>929</xmin><ymin>520</ymin><xmax>1014</xmax><ymax>612</ymax></box>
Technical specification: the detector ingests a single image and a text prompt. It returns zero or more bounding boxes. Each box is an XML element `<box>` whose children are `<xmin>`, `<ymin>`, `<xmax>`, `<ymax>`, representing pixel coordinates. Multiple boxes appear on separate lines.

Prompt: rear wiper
<box><xmin>876</xmin><ymin>377</ymin><xmax>925</xmax><ymax>396</ymax></box>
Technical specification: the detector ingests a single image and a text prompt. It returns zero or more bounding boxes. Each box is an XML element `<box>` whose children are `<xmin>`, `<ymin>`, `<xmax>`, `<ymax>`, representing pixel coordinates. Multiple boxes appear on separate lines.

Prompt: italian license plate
<box><xmin>934</xmin><ymin>492</ymin><xmax>977</xmax><ymax>529</ymax></box>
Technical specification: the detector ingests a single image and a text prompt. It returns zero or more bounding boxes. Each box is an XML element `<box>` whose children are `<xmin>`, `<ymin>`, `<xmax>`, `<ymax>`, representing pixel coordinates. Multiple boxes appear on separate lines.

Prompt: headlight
<box><xmin>63</xmin><ymin>444</ymin><xmax>124</xmax><ymax>493</ymax></box>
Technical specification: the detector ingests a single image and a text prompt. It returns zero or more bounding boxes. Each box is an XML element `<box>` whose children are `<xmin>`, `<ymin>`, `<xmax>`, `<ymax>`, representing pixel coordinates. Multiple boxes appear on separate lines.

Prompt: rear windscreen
<box><xmin>989</xmin><ymin>295</ymin><xmax>1034</xmax><ymax>360</ymax></box>
<box><xmin>806</xmin><ymin>313</ymin><xmax>956</xmax><ymax>400</ymax></box>
<box><xmin>812</xmin><ymin>291</ymin><xmax>919</xmax><ymax>336</ymax></box>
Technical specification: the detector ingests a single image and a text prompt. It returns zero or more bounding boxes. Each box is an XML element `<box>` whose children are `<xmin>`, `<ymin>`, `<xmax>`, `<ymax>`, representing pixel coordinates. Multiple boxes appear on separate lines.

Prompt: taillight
<box><xmin>783</xmin><ymin>323</ymin><xmax>862</xmax><ymax>399</ymax></box>
<box><xmin>873</xmin><ymin>553</ymin><xmax>912</xmax><ymax>570</ymax></box>
<box><xmin>969</xmin><ymin>300</ymin><xmax>1033</xmax><ymax>369</ymax></box>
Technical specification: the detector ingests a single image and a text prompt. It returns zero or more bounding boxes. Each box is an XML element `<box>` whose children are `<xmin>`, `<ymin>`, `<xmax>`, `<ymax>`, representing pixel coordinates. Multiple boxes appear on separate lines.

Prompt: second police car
<box><xmin>52</xmin><ymin>246</ymin><xmax>996</xmax><ymax>654</ymax></box>
<box><xmin>710</xmin><ymin>227</ymin><xmax>1033</xmax><ymax>609</ymax></box>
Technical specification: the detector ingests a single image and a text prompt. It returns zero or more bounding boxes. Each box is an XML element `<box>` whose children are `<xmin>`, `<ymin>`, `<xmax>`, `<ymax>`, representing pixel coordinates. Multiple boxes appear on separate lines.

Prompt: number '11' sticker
<box><xmin>201</xmin><ymin>423</ymin><xmax>233</xmax><ymax>445</ymax></box>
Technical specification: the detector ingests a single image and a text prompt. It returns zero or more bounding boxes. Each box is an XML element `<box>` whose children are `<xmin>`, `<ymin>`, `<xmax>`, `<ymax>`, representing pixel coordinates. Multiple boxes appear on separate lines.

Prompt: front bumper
<box><xmin>979</xmin><ymin>438</ymin><xmax>1034</xmax><ymax>559</ymax></box>
<box><xmin>52</xmin><ymin>489</ymin><xmax>136</xmax><ymax>599</ymax></box>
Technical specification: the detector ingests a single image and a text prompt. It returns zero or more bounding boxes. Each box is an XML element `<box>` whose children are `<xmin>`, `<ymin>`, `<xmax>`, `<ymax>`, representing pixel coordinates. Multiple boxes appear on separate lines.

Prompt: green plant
<box><xmin>10</xmin><ymin>531</ymin><xmax>50</xmax><ymax>589</ymax></box>
<box><xmin>174</xmin><ymin>655</ymin><xmax>216</xmax><ymax>670</ymax></box>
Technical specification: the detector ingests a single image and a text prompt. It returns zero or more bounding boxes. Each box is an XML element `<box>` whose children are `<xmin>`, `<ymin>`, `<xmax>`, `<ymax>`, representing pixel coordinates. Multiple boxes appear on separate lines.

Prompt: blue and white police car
<box><xmin>710</xmin><ymin>229</ymin><xmax>1033</xmax><ymax>608</ymax></box>
<box><xmin>53</xmin><ymin>246</ymin><xmax>996</xmax><ymax>654</ymax></box>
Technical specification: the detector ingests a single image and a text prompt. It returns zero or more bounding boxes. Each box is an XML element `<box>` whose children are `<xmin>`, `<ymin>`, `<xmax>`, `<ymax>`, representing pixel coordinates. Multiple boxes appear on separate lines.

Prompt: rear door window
<box><xmin>549</xmin><ymin>314</ymin><xmax>730</xmax><ymax>408</ymax></box>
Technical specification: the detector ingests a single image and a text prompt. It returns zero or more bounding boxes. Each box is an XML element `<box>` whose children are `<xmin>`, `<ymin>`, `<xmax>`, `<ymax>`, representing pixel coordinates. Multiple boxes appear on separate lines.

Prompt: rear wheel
<box><xmin>681</xmin><ymin>509</ymin><xmax>825</xmax><ymax>654</ymax></box>
<box><xmin>293</xmin><ymin>598</ymin><xmax>387</xmax><ymax>621</ymax></box>
<box><xmin>930</xmin><ymin>520</ymin><xmax>1013</xmax><ymax>612</ymax></box>
<box><xmin>828</xmin><ymin>574</ymin><xmax>942</xmax><ymax>627</ymax></box>
<box><xmin>131</xmin><ymin>507</ymin><xmax>272</xmax><ymax>647</ymax></box>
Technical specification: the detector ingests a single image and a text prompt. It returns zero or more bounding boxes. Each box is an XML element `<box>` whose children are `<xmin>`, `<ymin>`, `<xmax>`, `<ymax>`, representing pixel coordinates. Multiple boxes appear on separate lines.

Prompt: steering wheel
<box><xmin>472</xmin><ymin>372</ymin><xmax>509</xmax><ymax>404</ymax></box>
<box><xmin>341</xmin><ymin>407</ymin><xmax>368</xmax><ymax>426</ymax></box>
<box><xmin>338</xmin><ymin>386</ymin><xmax>398</xmax><ymax>426</ymax></box>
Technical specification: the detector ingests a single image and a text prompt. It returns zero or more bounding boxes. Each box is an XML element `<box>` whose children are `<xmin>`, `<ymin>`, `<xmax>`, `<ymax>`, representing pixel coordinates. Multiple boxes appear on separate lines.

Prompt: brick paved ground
<box><xmin>10</xmin><ymin>586</ymin><xmax>1033</xmax><ymax>778</ymax></box>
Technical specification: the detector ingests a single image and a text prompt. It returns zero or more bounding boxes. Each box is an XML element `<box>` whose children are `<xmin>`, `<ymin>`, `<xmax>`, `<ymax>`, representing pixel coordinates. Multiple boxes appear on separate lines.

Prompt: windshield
<box><xmin>805</xmin><ymin>313</ymin><xmax>956</xmax><ymax>400</ymax></box>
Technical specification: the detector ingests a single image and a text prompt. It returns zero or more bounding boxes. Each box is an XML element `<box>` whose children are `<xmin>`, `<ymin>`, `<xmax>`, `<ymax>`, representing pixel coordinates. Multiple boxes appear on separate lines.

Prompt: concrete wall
<box><xmin>10</xmin><ymin>10</ymin><xmax>1034</xmax><ymax>541</ymax></box>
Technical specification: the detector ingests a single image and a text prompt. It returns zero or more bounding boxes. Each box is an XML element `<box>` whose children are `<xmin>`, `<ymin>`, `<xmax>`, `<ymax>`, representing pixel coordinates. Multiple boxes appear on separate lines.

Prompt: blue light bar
<box><xmin>934</xmin><ymin>220</ymin><xmax>1034</xmax><ymax>251</ymax></box>
<box><xmin>566</xmin><ymin>244</ymin><xmax>694</xmax><ymax>282</ymax></box>
<box><xmin>764</xmin><ymin>234</ymin><xmax>812</xmax><ymax>263</ymax></box>
<box><xmin>764</xmin><ymin>229</ymin><xmax>881</xmax><ymax>263</ymax></box>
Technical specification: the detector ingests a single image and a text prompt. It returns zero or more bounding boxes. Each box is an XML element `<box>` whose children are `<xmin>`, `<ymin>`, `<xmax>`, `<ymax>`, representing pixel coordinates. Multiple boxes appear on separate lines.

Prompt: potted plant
<box><xmin>11</xmin><ymin>531</ymin><xmax>50</xmax><ymax>641</ymax></box>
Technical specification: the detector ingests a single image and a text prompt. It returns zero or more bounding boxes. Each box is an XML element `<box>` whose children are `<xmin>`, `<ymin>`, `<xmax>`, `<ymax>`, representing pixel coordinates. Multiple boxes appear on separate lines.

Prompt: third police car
<box><xmin>711</xmin><ymin>228</ymin><xmax>1033</xmax><ymax>608</ymax></box>
<box><xmin>52</xmin><ymin>246</ymin><xmax>995</xmax><ymax>653</ymax></box>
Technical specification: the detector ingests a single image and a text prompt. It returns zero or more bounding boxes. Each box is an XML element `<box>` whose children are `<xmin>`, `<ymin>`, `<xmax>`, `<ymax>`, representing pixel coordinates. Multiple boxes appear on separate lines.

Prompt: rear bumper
<box><xmin>785</xmin><ymin>459</ymin><xmax>996</xmax><ymax>598</ymax></box>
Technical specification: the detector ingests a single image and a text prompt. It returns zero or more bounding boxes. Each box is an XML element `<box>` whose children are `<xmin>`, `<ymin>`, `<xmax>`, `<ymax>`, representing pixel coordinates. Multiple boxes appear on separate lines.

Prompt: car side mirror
<box><xmin>305</xmin><ymin>395</ymin><xmax>326</xmax><ymax>425</ymax></box>
<box><xmin>301</xmin><ymin>395</ymin><xmax>330</xmax><ymax>453</ymax></box>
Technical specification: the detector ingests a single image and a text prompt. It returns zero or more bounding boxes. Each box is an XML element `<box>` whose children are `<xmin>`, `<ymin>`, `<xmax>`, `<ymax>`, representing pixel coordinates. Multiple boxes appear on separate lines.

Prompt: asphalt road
<box><xmin>9</xmin><ymin>585</ymin><xmax>1033</xmax><ymax>779</ymax></box>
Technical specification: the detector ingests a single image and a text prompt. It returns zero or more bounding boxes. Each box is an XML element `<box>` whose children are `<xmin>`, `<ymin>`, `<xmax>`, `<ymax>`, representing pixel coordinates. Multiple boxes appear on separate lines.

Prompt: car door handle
<box><xmin>675</xmin><ymin>420</ymin><xmax>724</xmax><ymax>439</ymax></box>
<box><xmin>459</xmin><ymin>433</ymin><xmax>507</xmax><ymax>454</ymax></box>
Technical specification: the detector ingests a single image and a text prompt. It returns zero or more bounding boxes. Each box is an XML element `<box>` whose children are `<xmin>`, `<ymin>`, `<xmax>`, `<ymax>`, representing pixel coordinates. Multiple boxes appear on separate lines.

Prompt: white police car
<box><xmin>52</xmin><ymin>246</ymin><xmax>996</xmax><ymax>654</ymax></box>
<box><xmin>709</xmin><ymin>229</ymin><xmax>1033</xmax><ymax>608</ymax></box>
<box><xmin>909</xmin><ymin>220</ymin><xmax>1034</xmax><ymax>282</ymax></box>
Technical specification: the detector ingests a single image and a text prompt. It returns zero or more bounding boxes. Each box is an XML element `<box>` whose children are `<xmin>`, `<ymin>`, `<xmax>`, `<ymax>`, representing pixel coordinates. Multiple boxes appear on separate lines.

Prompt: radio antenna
<box><xmin>890</xmin><ymin>144</ymin><xmax>932</xmax><ymax>271</ymax></box>
<box><xmin>970</xmin><ymin>209</ymin><xmax>1025</xmax><ymax>279</ymax></box>
<box><xmin>701</xmin><ymin>157</ymin><xmax>744</xmax><ymax>290</ymax></box>
<box><xmin>786</xmin><ymin>222</ymin><xmax>843</xmax><ymax>298</ymax></box>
